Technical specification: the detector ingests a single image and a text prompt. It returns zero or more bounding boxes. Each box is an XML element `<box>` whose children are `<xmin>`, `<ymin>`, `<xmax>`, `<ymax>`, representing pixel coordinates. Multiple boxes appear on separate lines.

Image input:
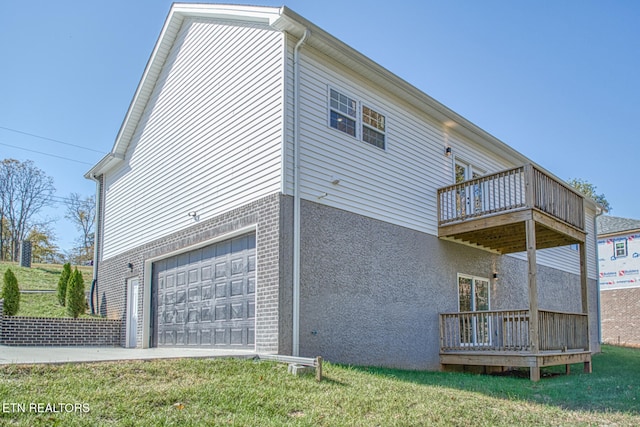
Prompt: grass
<box><xmin>0</xmin><ymin>262</ymin><xmax>93</xmax><ymax>291</ymax></box>
<box><xmin>0</xmin><ymin>345</ymin><xmax>638</xmax><ymax>426</ymax></box>
<box><xmin>13</xmin><ymin>294</ymin><xmax>96</xmax><ymax>319</ymax></box>
<box><xmin>0</xmin><ymin>262</ymin><xmax>94</xmax><ymax>318</ymax></box>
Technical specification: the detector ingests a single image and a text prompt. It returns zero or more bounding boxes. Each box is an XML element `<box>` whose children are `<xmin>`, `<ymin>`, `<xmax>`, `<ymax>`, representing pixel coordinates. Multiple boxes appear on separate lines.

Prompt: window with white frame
<box><xmin>615</xmin><ymin>239</ymin><xmax>628</xmax><ymax>257</ymax></box>
<box><xmin>329</xmin><ymin>89</ymin><xmax>357</xmax><ymax>137</ymax></box>
<box><xmin>362</xmin><ymin>105</ymin><xmax>385</xmax><ymax>149</ymax></box>
<box><xmin>329</xmin><ymin>88</ymin><xmax>386</xmax><ymax>149</ymax></box>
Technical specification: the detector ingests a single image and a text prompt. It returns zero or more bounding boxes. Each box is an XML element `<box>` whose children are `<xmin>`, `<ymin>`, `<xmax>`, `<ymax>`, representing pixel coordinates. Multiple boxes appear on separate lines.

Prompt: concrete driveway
<box><xmin>0</xmin><ymin>346</ymin><xmax>256</xmax><ymax>365</ymax></box>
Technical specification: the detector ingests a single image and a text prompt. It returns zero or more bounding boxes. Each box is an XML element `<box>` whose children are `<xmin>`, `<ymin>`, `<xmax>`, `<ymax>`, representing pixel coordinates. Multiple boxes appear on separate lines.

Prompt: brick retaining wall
<box><xmin>0</xmin><ymin>299</ymin><xmax>123</xmax><ymax>346</ymax></box>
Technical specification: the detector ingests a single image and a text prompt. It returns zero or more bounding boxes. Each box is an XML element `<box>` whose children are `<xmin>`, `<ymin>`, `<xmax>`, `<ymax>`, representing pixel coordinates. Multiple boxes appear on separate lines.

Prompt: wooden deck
<box><xmin>436</xmin><ymin>165</ymin><xmax>592</xmax><ymax>381</ymax></box>
<box><xmin>439</xmin><ymin>309</ymin><xmax>591</xmax><ymax>380</ymax></box>
<box><xmin>437</xmin><ymin>164</ymin><xmax>586</xmax><ymax>253</ymax></box>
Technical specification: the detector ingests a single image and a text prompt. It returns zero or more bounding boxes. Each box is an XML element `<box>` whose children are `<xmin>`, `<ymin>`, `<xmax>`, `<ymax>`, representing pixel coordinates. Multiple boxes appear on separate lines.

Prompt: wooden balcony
<box><xmin>437</xmin><ymin>164</ymin><xmax>586</xmax><ymax>253</ymax></box>
<box><xmin>439</xmin><ymin>310</ymin><xmax>591</xmax><ymax>380</ymax></box>
<box><xmin>437</xmin><ymin>165</ymin><xmax>592</xmax><ymax>380</ymax></box>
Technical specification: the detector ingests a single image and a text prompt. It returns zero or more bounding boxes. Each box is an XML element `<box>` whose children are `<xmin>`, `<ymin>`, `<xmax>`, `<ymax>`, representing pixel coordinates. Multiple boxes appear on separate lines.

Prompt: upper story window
<box><xmin>362</xmin><ymin>105</ymin><xmax>385</xmax><ymax>149</ymax></box>
<box><xmin>615</xmin><ymin>239</ymin><xmax>628</xmax><ymax>257</ymax></box>
<box><xmin>329</xmin><ymin>89</ymin><xmax>357</xmax><ymax>137</ymax></box>
<box><xmin>329</xmin><ymin>88</ymin><xmax>387</xmax><ymax>150</ymax></box>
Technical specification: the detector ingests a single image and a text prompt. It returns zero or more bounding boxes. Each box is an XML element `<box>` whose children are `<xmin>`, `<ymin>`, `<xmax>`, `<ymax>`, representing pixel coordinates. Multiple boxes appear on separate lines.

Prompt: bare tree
<box><xmin>0</xmin><ymin>159</ymin><xmax>56</xmax><ymax>261</ymax></box>
<box><xmin>64</xmin><ymin>193</ymin><xmax>95</xmax><ymax>263</ymax></box>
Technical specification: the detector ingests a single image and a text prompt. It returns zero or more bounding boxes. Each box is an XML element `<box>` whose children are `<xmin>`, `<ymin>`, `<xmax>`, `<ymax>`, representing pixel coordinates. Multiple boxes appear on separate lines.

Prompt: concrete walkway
<box><xmin>0</xmin><ymin>346</ymin><xmax>256</xmax><ymax>365</ymax></box>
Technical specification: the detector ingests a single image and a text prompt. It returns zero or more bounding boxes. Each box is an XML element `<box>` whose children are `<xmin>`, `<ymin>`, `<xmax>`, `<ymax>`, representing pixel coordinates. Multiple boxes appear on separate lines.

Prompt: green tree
<box><xmin>27</xmin><ymin>225</ymin><xmax>61</xmax><ymax>264</ymax></box>
<box><xmin>567</xmin><ymin>178</ymin><xmax>611</xmax><ymax>212</ymax></box>
<box><xmin>2</xmin><ymin>268</ymin><xmax>20</xmax><ymax>316</ymax></box>
<box><xmin>57</xmin><ymin>262</ymin><xmax>72</xmax><ymax>306</ymax></box>
<box><xmin>66</xmin><ymin>267</ymin><xmax>85</xmax><ymax>318</ymax></box>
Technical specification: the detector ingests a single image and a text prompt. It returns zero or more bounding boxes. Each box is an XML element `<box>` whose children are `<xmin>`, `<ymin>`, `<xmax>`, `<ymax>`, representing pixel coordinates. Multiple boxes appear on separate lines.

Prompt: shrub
<box><xmin>57</xmin><ymin>262</ymin><xmax>71</xmax><ymax>306</ymax></box>
<box><xmin>66</xmin><ymin>267</ymin><xmax>85</xmax><ymax>318</ymax></box>
<box><xmin>2</xmin><ymin>268</ymin><xmax>20</xmax><ymax>316</ymax></box>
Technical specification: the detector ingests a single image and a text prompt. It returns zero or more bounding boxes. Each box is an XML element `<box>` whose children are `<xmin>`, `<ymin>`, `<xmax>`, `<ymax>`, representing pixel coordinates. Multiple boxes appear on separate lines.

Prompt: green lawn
<box><xmin>0</xmin><ymin>262</ymin><xmax>93</xmax><ymax>291</ymax></box>
<box><xmin>1</xmin><ymin>262</ymin><xmax>94</xmax><ymax>318</ymax></box>
<box><xmin>0</xmin><ymin>345</ymin><xmax>638</xmax><ymax>426</ymax></box>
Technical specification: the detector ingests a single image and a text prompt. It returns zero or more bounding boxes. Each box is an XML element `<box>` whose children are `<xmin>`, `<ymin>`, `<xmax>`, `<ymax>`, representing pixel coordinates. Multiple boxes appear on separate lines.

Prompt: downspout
<box><xmin>89</xmin><ymin>174</ymin><xmax>102</xmax><ymax>315</ymax></box>
<box><xmin>292</xmin><ymin>28</ymin><xmax>310</xmax><ymax>357</ymax></box>
<box><xmin>594</xmin><ymin>206</ymin><xmax>605</xmax><ymax>346</ymax></box>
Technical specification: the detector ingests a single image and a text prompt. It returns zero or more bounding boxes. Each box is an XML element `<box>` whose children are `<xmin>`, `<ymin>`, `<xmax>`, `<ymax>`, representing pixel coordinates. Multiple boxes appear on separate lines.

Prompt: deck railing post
<box><xmin>523</xmin><ymin>164</ymin><xmax>535</xmax><ymax>209</ymax></box>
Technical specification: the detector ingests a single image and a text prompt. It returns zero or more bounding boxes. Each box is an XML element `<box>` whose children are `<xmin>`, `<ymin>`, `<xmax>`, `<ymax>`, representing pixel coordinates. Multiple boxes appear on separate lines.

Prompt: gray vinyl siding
<box><xmin>102</xmin><ymin>18</ymin><xmax>284</xmax><ymax>259</ymax></box>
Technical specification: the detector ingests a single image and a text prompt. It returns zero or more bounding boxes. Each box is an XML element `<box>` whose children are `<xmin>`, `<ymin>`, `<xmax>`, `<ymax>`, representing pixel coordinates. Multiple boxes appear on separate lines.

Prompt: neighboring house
<box><xmin>86</xmin><ymin>3</ymin><xmax>600</xmax><ymax>380</ymax></box>
<box><xmin>597</xmin><ymin>215</ymin><xmax>640</xmax><ymax>347</ymax></box>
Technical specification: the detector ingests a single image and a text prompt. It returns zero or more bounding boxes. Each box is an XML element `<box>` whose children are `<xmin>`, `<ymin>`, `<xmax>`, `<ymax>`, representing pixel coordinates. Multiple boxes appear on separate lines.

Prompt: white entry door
<box><xmin>127</xmin><ymin>278</ymin><xmax>139</xmax><ymax>348</ymax></box>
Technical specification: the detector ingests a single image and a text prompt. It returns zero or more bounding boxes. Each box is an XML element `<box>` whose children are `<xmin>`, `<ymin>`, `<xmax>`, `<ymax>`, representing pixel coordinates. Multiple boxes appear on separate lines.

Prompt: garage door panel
<box><xmin>215</xmin><ymin>282</ymin><xmax>226</xmax><ymax>298</ymax></box>
<box><xmin>215</xmin><ymin>304</ymin><xmax>227</xmax><ymax>321</ymax></box>
<box><xmin>231</xmin><ymin>258</ymin><xmax>244</xmax><ymax>275</ymax></box>
<box><xmin>231</xmin><ymin>279</ymin><xmax>243</xmax><ymax>296</ymax></box>
<box><xmin>215</xmin><ymin>262</ymin><xmax>226</xmax><ymax>279</ymax></box>
<box><xmin>202</xmin><ymin>266</ymin><xmax>212</xmax><ymax>281</ymax></box>
<box><xmin>202</xmin><ymin>284</ymin><xmax>213</xmax><ymax>300</ymax></box>
<box><xmin>201</xmin><ymin>306</ymin><xmax>212</xmax><ymax>322</ymax></box>
<box><xmin>188</xmin><ymin>287</ymin><xmax>200</xmax><ymax>302</ymax></box>
<box><xmin>201</xmin><ymin>329</ymin><xmax>212</xmax><ymax>345</ymax></box>
<box><xmin>188</xmin><ymin>269</ymin><xmax>198</xmax><ymax>284</ymax></box>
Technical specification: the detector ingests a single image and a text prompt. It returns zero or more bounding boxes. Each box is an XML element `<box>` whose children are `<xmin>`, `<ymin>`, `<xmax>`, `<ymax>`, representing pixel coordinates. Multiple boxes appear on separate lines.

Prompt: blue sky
<box><xmin>1</xmin><ymin>1</ymin><xmax>638</xmax><ymax>253</ymax></box>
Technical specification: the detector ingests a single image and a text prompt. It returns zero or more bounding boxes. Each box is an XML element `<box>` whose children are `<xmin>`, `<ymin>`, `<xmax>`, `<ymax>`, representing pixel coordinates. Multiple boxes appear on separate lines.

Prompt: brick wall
<box><xmin>96</xmin><ymin>193</ymin><xmax>290</xmax><ymax>352</ymax></box>
<box><xmin>0</xmin><ymin>300</ymin><xmax>123</xmax><ymax>346</ymax></box>
<box><xmin>601</xmin><ymin>287</ymin><xmax>640</xmax><ymax>347</ymax></box>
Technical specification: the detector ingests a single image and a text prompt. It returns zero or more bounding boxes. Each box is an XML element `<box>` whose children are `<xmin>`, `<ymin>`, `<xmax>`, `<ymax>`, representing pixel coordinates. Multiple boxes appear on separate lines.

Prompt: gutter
<box><xmin>292</xmin><ymin>28</ymin><xmax>310</xmax><ymax>357</ymax></box>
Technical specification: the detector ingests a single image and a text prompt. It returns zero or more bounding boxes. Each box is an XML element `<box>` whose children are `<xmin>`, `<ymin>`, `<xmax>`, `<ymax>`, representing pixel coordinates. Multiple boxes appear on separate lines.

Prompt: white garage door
<box><xmin>151</xmin><ymin>234</ymin><xmax>256</xmax><ymax>348</ymax></box>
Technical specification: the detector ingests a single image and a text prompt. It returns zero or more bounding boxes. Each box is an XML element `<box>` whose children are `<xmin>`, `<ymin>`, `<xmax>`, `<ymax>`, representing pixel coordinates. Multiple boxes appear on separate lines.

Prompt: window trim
<box><xmin>361</xmin><ymin>103</ymin><xmax>386</xmax><ymax>150</ymax></box>
<box><xmin>327</xmin><ymin>86</ymin><xmax>388</xmax><ymax>151</ymax></box>
<box><xmin>328</xmin><ymin>88</ymin><xmax>357</xmax><ymax>138</ymax></box>
<box><xmin>614</xmin><ymin>239</ymin><xmax>628</xmax><ymax>258</ymax></box>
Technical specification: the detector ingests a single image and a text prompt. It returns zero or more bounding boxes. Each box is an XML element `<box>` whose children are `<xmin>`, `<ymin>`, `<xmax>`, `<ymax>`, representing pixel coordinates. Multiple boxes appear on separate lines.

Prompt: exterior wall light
<box><xmin>445</xmin><ymin>146</ymin><xmax>452</xmax><ymax>156</ymax></box>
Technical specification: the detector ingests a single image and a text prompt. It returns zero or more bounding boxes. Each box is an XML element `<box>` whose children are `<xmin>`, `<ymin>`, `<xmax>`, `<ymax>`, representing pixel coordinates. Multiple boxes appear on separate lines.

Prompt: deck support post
<box><xmin>526</xmin><ymin>217</ymin><xmax>540</xmax><ymax>381</ymax></box>
<box><xmin>579</xmin><ymin>242</ymin><xmax>590</xmax><ymax>351</ymax></box>
<box><xmin>530</xmin><ymin>366</ymin><xmax>540</xmax><ymax>382</ymax></box>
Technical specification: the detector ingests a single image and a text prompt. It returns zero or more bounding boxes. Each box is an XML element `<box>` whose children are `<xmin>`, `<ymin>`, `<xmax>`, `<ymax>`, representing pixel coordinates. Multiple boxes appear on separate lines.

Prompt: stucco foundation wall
<box><xmin>97</xmin><ymin>193</ymin><xmax>292</xmax><ymax>353</ymax></box>
<box><xmin>298</xmin><ymin>201</ymin><xmax>599</xmax><ymax>370</ymax></box>
<box><xmin>601</xmin><ymin>287</ymin><xmax>640</xmax><ymax>347</ymax></box>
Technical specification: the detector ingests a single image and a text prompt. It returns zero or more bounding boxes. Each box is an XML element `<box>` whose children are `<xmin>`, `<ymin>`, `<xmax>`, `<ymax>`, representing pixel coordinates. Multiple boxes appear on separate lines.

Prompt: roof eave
<box><xmin>84</xmin><ymin>153</ymin><xmax>125</xmax><ymax>179</ymax></box>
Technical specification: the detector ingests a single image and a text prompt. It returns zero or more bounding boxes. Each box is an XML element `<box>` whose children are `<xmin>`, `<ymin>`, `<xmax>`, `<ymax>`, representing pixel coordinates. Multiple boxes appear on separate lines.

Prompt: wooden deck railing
<box><xmin>538</xmin><ymin>310</ymin><xmax>589</xmax><ymax>351</ymax></box>
<box><xmin>439</xmin><ymin>309</ymin><xmax>588</xmax><ymax>353</ymax></box>
<box><xmin>437</xmin><ymin>164</ymin><xmax>584</xmax><ymax>230</ymax></box>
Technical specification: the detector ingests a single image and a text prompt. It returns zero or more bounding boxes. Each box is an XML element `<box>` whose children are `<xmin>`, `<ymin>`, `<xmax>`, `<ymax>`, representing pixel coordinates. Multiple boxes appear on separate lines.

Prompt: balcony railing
<box><xmin>437</xmin><ymin>164</ymin><xmax>584</xmax><ymax>231</ymax></box>
<box><xmin>439</xmin><ymin>309</ymin><xmax>588</xmax><ymax>353</ymax></box>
